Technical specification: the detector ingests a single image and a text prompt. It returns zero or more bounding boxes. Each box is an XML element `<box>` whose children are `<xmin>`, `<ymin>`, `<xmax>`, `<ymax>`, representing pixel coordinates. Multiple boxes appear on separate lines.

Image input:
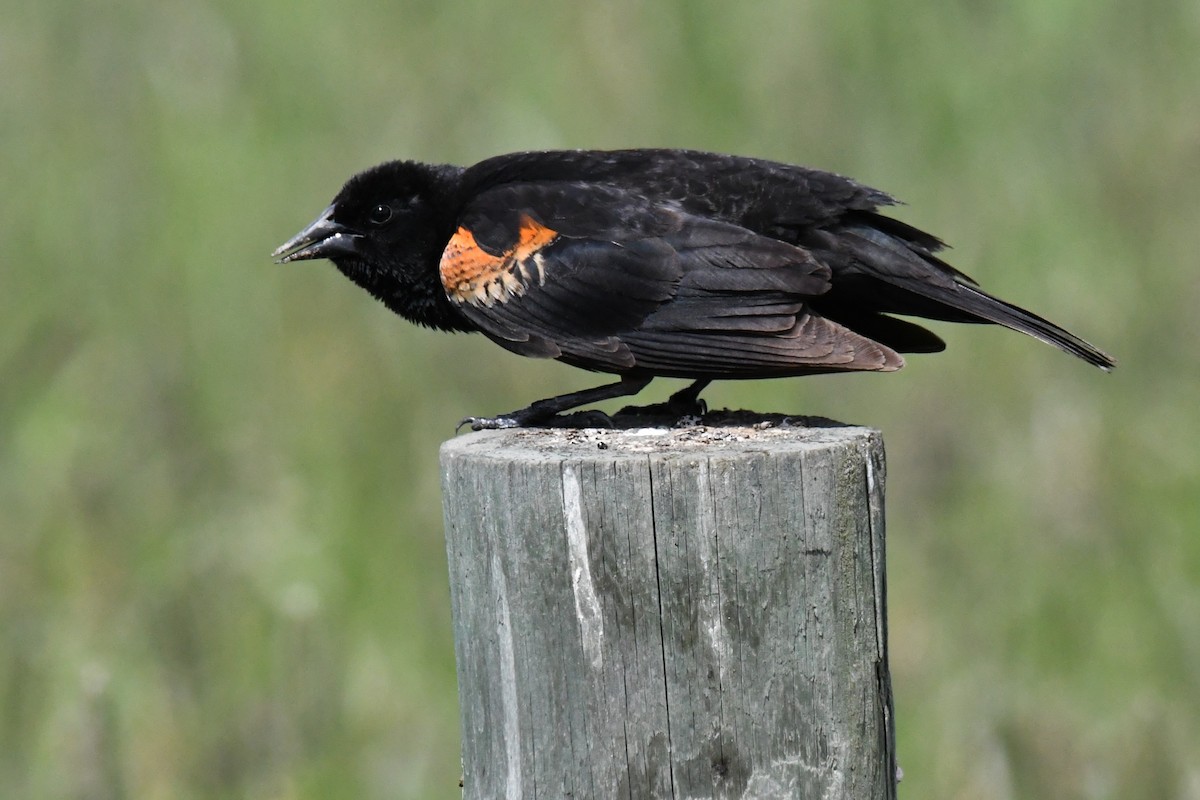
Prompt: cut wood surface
<box><xmin>440</xmin><ymin>421</ymin><xmax>895</xmax><ymax>800</ymax></box>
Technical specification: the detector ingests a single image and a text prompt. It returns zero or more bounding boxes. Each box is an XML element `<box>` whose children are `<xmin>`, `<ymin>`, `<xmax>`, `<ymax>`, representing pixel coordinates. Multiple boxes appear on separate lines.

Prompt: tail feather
<box><xmin>952</xmin><ymin>284</ymin><xmax>1115</xmax><ymax>371</ymax></box>
<box><xmin>827</xmin><ymin>224</ymin><xmax>1116</xmax><ymax>371</ymax></box>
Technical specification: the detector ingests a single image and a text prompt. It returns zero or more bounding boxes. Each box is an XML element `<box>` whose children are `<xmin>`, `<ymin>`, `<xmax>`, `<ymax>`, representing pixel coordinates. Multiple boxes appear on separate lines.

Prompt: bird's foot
<box><xmin>455</xmin><ymin>376</ymin><xmax>654</xmax><ymax>432</ymax></box>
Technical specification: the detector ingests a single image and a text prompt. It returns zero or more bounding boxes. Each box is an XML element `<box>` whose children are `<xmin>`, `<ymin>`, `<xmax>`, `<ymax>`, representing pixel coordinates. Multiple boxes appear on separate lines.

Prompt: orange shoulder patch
<box><xmin>439</xmin><ymin>215</ymin><xmax>558</xmax><ymax>307</ymax></box>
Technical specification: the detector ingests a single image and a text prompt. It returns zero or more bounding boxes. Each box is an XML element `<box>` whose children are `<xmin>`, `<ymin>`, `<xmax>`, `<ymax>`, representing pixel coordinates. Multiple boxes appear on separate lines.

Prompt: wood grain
<box><xmin>441</xmin><ymin>424</ymin><xmax>895</xmax><ymax>799</ymax></box>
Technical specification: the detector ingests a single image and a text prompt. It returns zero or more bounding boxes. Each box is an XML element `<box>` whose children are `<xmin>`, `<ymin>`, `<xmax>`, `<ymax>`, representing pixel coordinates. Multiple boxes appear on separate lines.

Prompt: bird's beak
<box><xmin>272</xmin><ymin>205</ymin><xmax>363</xmax><ymax>263</ymax></box>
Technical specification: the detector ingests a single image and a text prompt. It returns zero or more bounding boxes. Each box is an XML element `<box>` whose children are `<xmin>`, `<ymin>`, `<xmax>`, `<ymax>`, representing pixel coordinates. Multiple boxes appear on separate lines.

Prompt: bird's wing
<box><xmin>439</xmin><ymin>182</ymin><xmax>904</xmax><ymax>376</ymax></box>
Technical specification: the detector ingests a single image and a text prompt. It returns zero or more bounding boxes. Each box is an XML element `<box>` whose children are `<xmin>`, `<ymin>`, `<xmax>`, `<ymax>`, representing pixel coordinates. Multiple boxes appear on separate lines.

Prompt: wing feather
<box><xmin>440</xmin><ymin>183</ymin><xmax>904</xmax><ymax>377</ymax></box>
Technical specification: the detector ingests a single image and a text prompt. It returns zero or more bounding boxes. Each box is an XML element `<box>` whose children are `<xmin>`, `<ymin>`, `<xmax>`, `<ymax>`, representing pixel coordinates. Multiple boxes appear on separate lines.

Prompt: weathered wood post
<box><xmin>440</xmin><ymin>422</ymin><xmax>895</xmax><ymax>800</ymax></box>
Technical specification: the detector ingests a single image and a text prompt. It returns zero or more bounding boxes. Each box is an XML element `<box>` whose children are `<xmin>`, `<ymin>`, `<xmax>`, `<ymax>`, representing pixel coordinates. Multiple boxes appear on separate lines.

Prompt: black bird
<box><xmin>273</xmin><ymin>149</ymin><xmax>1114</xmax><ymax>428</ymax></box>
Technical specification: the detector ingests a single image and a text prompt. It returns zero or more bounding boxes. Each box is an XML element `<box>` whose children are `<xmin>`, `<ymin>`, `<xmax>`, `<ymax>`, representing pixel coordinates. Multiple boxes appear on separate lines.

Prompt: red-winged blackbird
<box><xmin>274</xmin><ymin>149</ymin><xmax>1114</xmax><ymax>429</ymax></box>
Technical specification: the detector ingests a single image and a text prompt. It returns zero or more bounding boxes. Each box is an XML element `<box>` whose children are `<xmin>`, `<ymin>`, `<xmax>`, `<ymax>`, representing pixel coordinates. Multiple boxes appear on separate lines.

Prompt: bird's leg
<box><xmin>616</xmin><ymin>379</ymin><xmax>711</xmax><ymax>419</ymax></box>
<box><xmin>459</xmin><ymin>375</ymin><xmax>654</xmax><ymax>431</ymax></box>
<box><xmin>667</xmin><ymin>379</ymin><xmax>711</xmax><ymax>413</ymax></box>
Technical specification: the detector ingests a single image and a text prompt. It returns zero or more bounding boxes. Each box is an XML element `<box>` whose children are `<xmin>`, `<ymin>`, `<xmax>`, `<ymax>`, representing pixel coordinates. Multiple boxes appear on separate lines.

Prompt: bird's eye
<box><xmin>367</xmin><ymin>203</ymin><xmax>394</xmax><ymax>226</ymax></box>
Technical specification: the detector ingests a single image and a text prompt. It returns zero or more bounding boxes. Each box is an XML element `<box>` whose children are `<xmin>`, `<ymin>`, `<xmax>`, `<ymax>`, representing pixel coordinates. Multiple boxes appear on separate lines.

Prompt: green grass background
<box><xmin>2</xmin><ymin>1</ymin><xmax>1197</xmax><ymax>797</ymax></box>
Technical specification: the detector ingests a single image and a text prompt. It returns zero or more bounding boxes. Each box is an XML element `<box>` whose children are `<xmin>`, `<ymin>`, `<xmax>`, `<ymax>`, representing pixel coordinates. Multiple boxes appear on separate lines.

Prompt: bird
<box><xmin>273</xmin><ymin>148</ymin><xmax>1114</xmax><ymax>429</ymax></box>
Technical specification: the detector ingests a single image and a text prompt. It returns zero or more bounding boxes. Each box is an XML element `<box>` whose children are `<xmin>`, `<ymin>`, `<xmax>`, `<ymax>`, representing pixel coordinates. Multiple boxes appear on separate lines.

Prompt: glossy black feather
<box><xmin>275</xmin><ymin>148</ymin><xmax>1116</xmax><ymax>398</ymax></box>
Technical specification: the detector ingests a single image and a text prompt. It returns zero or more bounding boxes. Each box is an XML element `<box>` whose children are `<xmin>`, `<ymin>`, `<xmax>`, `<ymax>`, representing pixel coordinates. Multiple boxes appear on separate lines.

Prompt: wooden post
<box><xmin>440</xmin><ymin>423</ymin><xmax>895</xmax><ymax>800</ymax></box>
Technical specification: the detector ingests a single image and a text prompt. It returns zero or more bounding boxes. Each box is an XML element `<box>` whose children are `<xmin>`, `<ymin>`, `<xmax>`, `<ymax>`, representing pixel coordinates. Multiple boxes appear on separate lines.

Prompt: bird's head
<box><xmin>273</xmin><ymin>160</ymin><xmax>454</xmax><ymax>271</ymax></box>
<box><xmin>273</xmin><ymin>160</ymin><xmax>470</xmax><ymax>330</ymax></box>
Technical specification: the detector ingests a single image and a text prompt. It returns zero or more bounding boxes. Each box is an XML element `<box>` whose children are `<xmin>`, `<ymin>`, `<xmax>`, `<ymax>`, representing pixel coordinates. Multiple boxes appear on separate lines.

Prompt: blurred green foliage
<box><xmin>2</xmin><ymin>0</ymin><xmax>1197</xmax><ymax>797</ymax></box>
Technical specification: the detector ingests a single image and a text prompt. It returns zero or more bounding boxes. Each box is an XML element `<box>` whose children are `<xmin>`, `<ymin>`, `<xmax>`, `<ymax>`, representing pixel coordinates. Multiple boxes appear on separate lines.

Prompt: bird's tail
<box><xmin>938</xmin><ymin>282</ymin><xmax>1115</xmax><ymax>370</ymax></box>
<box><xmin>829</xmin><ymin>221</ymin><xmax>1116</xmax><ymax>370</ymax></box>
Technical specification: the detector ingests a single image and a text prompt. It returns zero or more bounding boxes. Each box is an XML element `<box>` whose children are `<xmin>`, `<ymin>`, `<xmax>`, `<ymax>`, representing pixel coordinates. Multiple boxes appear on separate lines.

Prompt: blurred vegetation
<box><xmin>2</xmin><ymin>0</ymin><xmax>1197</xmax><ymax>797</ymax></box>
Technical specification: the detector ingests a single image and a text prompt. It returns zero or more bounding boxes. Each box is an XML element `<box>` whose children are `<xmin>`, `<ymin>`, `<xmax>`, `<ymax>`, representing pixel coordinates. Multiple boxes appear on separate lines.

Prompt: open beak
<box><xmin>272</xmin><ymin>205</ymin><xmax>363</xmax><ymax>263</ymax></box>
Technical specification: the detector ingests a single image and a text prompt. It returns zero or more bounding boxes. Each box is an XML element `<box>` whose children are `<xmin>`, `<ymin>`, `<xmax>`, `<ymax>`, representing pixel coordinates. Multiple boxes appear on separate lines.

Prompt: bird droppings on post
<box><xmin>478</xmin><ymin>410</ymin><xmax>860</xmax><ymax>455</ymax></box>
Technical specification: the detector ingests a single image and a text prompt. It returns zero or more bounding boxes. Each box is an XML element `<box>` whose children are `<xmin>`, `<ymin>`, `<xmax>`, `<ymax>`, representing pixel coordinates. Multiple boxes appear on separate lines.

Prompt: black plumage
<box><xmin>273</xmin><ymin>148</ymin><xmax>1114</xmax><ymax>428</ymax></box>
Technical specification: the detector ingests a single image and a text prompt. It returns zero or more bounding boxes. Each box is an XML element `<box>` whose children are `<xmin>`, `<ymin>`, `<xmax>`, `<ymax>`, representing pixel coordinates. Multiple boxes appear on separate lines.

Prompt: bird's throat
<box><xmin>334</xmin><ymin>256</ymin><xmax>473</xmax><ymax>333</ymax></box>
